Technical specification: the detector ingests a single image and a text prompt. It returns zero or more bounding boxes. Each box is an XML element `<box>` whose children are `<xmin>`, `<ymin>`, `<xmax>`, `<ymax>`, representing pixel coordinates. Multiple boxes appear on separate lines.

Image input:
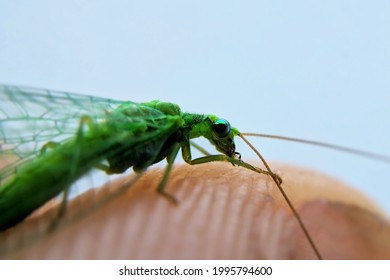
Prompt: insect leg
<box><xmin>156</xmin><ymin>143</ymin><xmax>181</xmax><ymax>204</ymax></box>
<box><xmin>182</xmin><ymin>137</ymin><xmax>280</xmax><ymax>182</ymax></box>
<box><xmin>54</xmin><ymin>116</ymin><xmax>96</xmax><ymax>227</ymax></box>
<box><xmin>189</xmin><ymin>154</ymin><xmax>281</xmax><ymax>182</ymax></box>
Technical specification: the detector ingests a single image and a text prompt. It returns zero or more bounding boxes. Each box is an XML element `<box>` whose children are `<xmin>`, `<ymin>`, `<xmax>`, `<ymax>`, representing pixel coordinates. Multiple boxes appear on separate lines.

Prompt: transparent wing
<box><xmin>0</xmin><ymin>84</ymin><xmax>125</xmax><ymax>181</ymax></box>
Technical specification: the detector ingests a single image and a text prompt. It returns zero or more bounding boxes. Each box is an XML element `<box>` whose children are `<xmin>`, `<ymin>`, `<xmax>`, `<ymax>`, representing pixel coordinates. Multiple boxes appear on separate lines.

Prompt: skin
<box><xmin>0</xmin><ymin>162</ymin><xmax>389</xmax><ymax>259</ymax></box>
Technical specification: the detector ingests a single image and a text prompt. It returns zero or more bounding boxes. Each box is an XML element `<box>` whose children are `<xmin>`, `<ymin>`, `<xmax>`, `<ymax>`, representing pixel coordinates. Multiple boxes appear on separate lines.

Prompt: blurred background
<box><xmin>0</xmin><ymin>1</ymin><xmax>389</xmax><ymax>213</ymax></box>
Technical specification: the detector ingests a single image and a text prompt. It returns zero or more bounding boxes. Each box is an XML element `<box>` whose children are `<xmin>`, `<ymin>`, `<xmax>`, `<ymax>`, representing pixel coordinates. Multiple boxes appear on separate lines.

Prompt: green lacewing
<box><xmin>1</xmin><ymin>85</ymin><xmax>389</xmax><ymax>259</ymax></box>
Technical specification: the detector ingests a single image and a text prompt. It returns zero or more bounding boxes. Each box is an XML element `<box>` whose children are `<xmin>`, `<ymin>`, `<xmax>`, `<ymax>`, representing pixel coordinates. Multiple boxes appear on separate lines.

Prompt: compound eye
<box><xmin>212</xmin><ymin>119</ymin><xmax>231</xmax><ymax>138</ymax></box>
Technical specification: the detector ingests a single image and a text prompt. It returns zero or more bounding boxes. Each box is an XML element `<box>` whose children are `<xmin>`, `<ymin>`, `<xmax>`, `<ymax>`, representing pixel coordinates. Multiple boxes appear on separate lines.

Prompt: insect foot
<box><xmin>272</xmin><ymin>173</ymin><xmax>283</xmax><ymax>185</ymax></box>
<box><xmin>158</xmin><ymin>190</ymin><xmax>179</xmax><ymax>205</ymax></box>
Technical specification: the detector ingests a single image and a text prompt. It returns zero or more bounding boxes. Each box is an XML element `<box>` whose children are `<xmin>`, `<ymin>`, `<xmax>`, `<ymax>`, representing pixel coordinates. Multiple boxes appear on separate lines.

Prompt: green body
<box><xmin>0</xmin><ymin>85</ymin><xmax>240</xmax><ymax>231</ymax></box>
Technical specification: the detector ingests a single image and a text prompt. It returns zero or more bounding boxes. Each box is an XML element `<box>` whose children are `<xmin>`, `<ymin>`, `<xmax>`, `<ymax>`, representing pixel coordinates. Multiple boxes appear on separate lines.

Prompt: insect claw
<box><xmin>273</xmin><ymin>173</ymin><xmax>283</xmax><ymax>185</ymax></box>
<box><xmin>47</xmin><ymin>217</ymin><xmax>61</xmax><ymax>233</ymax></box>
<box><xmin>158</xmin><ymin>191</ymin><xmax>179</xmax><ymax>205</ymax></box>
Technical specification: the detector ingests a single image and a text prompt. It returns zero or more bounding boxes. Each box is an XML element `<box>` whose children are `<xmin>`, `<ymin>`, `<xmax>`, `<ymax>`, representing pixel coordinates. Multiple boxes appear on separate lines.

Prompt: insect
<box><xmin>0</xmin><ymin>85</ymin><xmax>285</xmax><ymax>227</ymax></box>
<box><xmin>1</xmin><ymin>85</ymin><xmax>388</xmax><ymax>259</ymax></box>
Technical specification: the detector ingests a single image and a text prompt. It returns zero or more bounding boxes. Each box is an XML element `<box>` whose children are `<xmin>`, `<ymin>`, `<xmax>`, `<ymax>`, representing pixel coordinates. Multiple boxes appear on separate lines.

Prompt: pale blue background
<box><xmin>1</xmin><ymin>1</ymin><xmax>389</xmax><ymax>213</ymax></box>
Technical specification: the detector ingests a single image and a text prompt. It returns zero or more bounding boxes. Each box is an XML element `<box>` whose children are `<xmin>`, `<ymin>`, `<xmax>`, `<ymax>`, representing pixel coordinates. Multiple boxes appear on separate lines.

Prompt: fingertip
<box><xmin>1</xmin><ymin>162</ymin><xmax>388</xmax><ymax>259</ymax></box>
